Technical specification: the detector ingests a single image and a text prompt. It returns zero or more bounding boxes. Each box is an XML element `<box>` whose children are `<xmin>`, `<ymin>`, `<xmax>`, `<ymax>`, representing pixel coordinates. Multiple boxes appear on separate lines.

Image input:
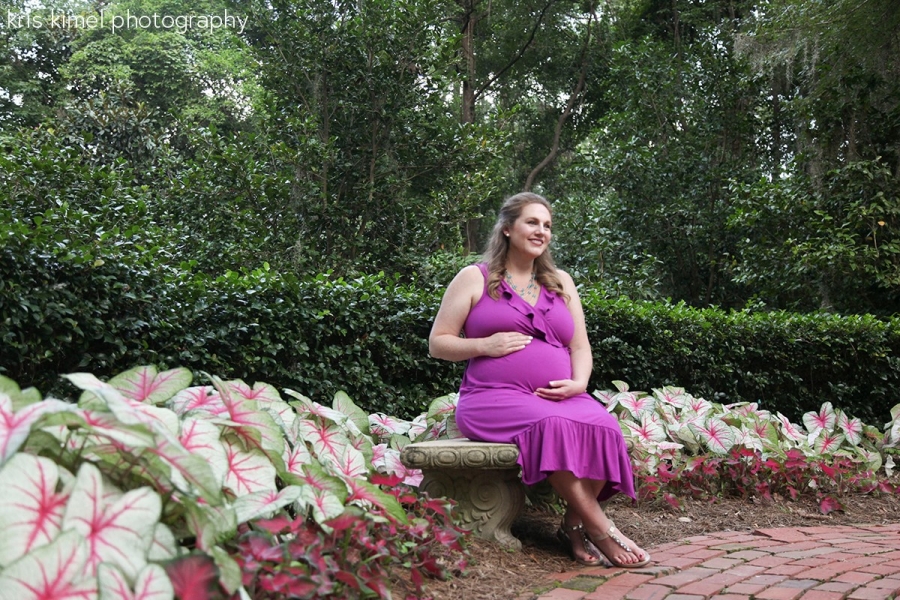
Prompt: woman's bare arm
<box><xmin>429</xmin><ymin>265</ymin><xmax>532</xmax><ymax>362</ymax></box>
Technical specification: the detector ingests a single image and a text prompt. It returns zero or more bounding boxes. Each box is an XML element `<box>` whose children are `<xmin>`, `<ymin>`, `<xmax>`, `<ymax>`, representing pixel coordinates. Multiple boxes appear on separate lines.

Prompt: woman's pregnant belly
<box><xmin>464</xmin><ymin>339</ymin><xmax>572</xmax><ymax>392</ymax></box>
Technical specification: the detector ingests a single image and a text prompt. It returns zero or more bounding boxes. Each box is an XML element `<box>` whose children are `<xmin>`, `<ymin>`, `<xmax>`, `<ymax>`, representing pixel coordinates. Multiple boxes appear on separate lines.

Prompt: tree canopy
<box><xmin>2</xmin><ymin>0</ymin><xmax>899</xmax><ymax>315</ymax></box>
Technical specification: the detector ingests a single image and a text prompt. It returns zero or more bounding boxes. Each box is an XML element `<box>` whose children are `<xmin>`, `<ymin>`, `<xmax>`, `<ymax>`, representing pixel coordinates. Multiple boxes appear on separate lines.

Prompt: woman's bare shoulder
<box><xmin>554</xmin><ymin>268</ymin><xmax>575</xmax><ymax>285</ymax></box>
<box><xmin>450</xmin><ymin>263</ymin><xmax>485</xmax><ymax>292</ymax></box>
<box><xmin>553</xmin><ymin>268</ymin><xmax>580</xmax><ymax>301</ymax></box>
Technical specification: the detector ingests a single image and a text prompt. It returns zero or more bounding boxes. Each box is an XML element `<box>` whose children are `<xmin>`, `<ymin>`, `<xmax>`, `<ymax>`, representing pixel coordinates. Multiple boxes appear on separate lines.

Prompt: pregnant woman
<box><xmin>428</xmin><ymin>192</ymin><xmax>650</xmax><ymax>568</ymax></box>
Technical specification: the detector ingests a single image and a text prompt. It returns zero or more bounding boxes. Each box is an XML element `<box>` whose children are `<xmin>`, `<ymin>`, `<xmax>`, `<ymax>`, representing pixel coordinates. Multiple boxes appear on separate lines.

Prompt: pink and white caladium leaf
<box><xmin>322</xmin><ymin>444</ymin><xmax>368</xmax><ymax>480</ymax></box>
<box><xmin>77</xmin><ymin>409</ymin><xmax>157</xmax><ymax>453</ymax></box>
<box><xmin>444</xmin><ymin>415</ymin><xmax>463</xmax><ymax>439</ymax></box>
<box><xmin>226</xmin><ymin>379</ymin><xmax>281</xmax><ymax>404</ymax></box>
<box><xmin>426</xmin><ymin>393</ymin><xmax>458</xmax><ymax>421</ymax></box>
<box><xmin>227</xmin><ymin>380</ymin><xmax>297</xmax><ymax>434</ymax></box>
<box><xmin>221</xmin><ymin>436</ymin><xmax>278</xmax><ymax>496</ymax></box>
<box><xmin>332</xmin><ymin>390</ymin><xmax>370</xmax><ymax>436</ymax></box>
<box><xmin>374</xmin><ymin>445</ymin><xmax>423</xmax><ymax>486</ymax></box>
<box><xmin>802</xmin><ymin>402</ymin><xmax>837</xmax><ymax>434</ymax></box>
<box><xmin>283</xmin><ymin>443</ymin><xmax>313</xmax><ymax>480</ymax></box>
<box><xmin>372</xmin><ymin>443</ymin><xmax>388</xmax><ymax>468</ymax></box>
<box><xmin>64</xmin><ymin>372</ymin><xmax>117</xmax><ymax>402</ymax></box>
<box><xmin>734</xmin><ymin>427</ymin><xmax>764</xmax><ymax>452</ymax></box>
<box><xmin>178</xmin><ymin>417</ymin><xmax>228</xmax><ymax>487</ymax></box>
<box><xmin>884</xmin><ymin>407</ymin><xmax>900</xmax><ymax>449</ymax></box>
<box><xmin>592</xmin><ymin>389</ymin><xmax>618</xmax><ymax>410</ymax></box>
<box><xmin>388</xmin><ymin>432</ymin><xmax>412</xmax><ymax>451</ymax></box>
<box><xmin>407</xmin><ymin>414</ymin><xmax>428</xmax><ymax>440</ymax></box>
<box><xmin>344</xmin><ymin>478</ymin><xmax>408</xmax><ymax>524</ymax></box>
<box><xmin>629</xmin><ymin>451</ymin><xmax>659</xmax><ymax>476</ymax></box>
<box><xmin>286</xmin><ymin>389</ymin><xmax>353</xmax><ymax>428</ymax></box>
<box><xmin>726</xmin><ymin>401</ymin><xmax>772</xmax><ymax>421</ymax></box>
<box><xmin>0</xmin><ymin>453</ymin><xmax>70</xmax><ymax>567</ymax></box>
<box><xmin>671</xmin><ymin>423</ymin><xmax>702</xmax><ymax>454</ymax></box>
<box><xmin>295</xmin><ymin>418</ymin><xmax>349</xmax><ymax>464</ymax></box>
<box><xmin>232</xmin><ymin>486</ymin><xmax>304</xmax><ymax>524</ymax></box>
<box><xmin>776</xmin><ymin>413</ymin><xmax>806</xmax><ymax>443</ymax></box>
<box><xmin>835</xmin><ymin>411</ymin><xmax>864</xmax><ymax>445</ymax></box>
<box><xmin>612</xmin><ymin>380</ymin><xmax>630</xmax><ymax>393</ymax></box>
<box><xmin>66</xmin><ymin>374</ymin><xmax>180</xmax><ymax>436</ymax></box>
<box><xmin>0</xmin><ymin>392</ymin><xmax>74</xmax><ymax>466</ymax></box>
<box><xmin>652</xmin><ymin>386</ymin><xmax>688</xmax><ymax>409</ymax></box>
<box><xmin>147</xmin><ymin>523</ymin><xmax>178</xmax><ymax>563</ymax></box>
<box><xmin>298</xmin><ymin>462</ymin><xmax>349</xmax><ymax>499</ymax></box>
<box><xmin>422</xmin><ymin>421</ymin><xmax>446</xmax><ymax>440</ymax></box>
<box><xmin>183</xmin><ymin>501</ymin><xmax>238</xmax><ymax>552</ymax></box>
<box><xmin>63</xmin><ymin>462</ymin><xmax>162</xmax><ymax>581</ymax></box>
<box><xmin>0</xmin><ymin>375</ymin><xmax>42</xmax><ymax>411</ymax></box>
<box><xmin>210</xmin><ymin>376</ymin><xmax>284</xmax><ymax>462</ymax></box>
<box><xmin>747</xmin><ymin>417</ymin><xmax>779</xmax><ymax>446</ymax></box>
<box><xmin>813</xmin><ymin>430</ymin><xmax>846</xmax><ymax>455</ymax></box>
<box><xmin>348</xmin><ymin>431</ymin><xmax>374</xmax><ymax>461</ymax></box>
<box><xmin>97</xmin><ymin>563</ymin><xmax>174</xmax><ymax>600</ymax></box>
<box><xmin>620</xmin><ymin>413</ymin><xmax>667</xmax><ymax>445</ymax></box>
<box><xmin>682</xmin><ymin>395</ymin><xmax>713</xmax><ymax>417</ymax></box>
<box><xmin>616</xmin><ymin>392</ymin><xmax>655</xmax><ymax>420</ymax></box>
<box><xmin>109</xmin><ymin>366</ymin><xmax>193</xmax><ymax>406</ymax></box>
<box><xmin>296</xmin><ymin>485</ymin><xmax>346</xmax><ymax>526</ymax></box>
<box><xmin>145</xmin><ymin>437</ymin><xmax>223</xmax><ymax>503</ymax></box>
<box><xmin>654</xmin><ymin>441</ymin><xmax>685</xmax><ymax>460</ymax></box>
<box><xmin>261</xmin><ymin>400</ymin><xmax>298</xmax><ymax>435</ymax></box>
<box><xmin>368</xmin><ymin>414</ymin><xmax>411</xmax><ymax>441</ymax></box>
<box><xmin>0</xmin><ymin>529</ymin><xmax>94</xmax><ymax>600</ymax></box>
<box><xmin>688</xmin><ymin>418</ymin><xmax>737</xmax><ymax>454</ymax></box>
<box><xmin>169</xmin><ymin>386</ymin><xmax>227</xmax><ymax>417</ymax></box>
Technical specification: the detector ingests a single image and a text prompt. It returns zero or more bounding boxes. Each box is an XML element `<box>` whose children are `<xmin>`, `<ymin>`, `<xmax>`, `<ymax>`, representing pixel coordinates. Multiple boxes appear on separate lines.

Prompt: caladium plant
<box><xmin>7</xmin><ymin>362</ymin><xmax>897</xmax><ymax>598</ymax></box>
<box><xmin>596</xmin><ymin>384</ymin><xmax>900</xmax><ymax>513</ymax></box>
<box><xmin>0</xmin><ymin>366</ymin><xmax>464</xmax><ymax>600</ymax></box>
<box><xmin>0</xmin><ymin>454</ymin><xmax>176</xmax><ymax>600</ymax></box>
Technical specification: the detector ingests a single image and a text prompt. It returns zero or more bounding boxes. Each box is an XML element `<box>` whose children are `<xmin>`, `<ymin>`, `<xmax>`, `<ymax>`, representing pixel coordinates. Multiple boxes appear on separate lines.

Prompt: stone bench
<box><xmin>400</xmin><ymin>438</ymin><xmax>526</xmax><ymax>549</ymax></box>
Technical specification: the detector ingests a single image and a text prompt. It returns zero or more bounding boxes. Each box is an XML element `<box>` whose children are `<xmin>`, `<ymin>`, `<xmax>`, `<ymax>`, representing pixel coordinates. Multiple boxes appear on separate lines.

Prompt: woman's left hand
<box><xmin>535</xmin><ymin>379</ymin><xmax>585</xmax><ymax>402</ymax></box>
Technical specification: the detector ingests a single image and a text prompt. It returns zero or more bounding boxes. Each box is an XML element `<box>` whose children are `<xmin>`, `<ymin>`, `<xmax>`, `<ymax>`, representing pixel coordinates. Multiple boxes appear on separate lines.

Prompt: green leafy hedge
<box><xmin>2</xmin><ymin>246</ymin><xmax>900</xmax><ymax>422</ymax></box>
<box><xmin>585</xmin><ymin>295</ymin><xmax>900</xmax><ymax>424</ymax></box>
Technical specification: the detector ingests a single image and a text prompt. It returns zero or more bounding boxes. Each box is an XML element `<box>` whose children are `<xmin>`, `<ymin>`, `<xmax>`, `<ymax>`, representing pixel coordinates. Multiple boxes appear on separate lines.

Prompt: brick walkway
<box><xmin>520</xmin><ymin>524</ymin><xmax>900</xmax><ymax>600</ymax></box>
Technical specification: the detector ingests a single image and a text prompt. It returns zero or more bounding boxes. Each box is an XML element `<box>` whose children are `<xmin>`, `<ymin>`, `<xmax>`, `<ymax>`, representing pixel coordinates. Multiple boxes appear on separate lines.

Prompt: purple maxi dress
<box><xmin>455</xmin><ymin>263</ymin><xmax>635</xmax><ymax>501</ymax></box>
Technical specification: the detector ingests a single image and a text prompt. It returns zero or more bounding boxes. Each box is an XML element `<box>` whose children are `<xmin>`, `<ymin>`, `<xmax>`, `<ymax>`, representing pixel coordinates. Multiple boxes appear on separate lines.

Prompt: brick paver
<box><xmin>526</xmin><ymin>523</ymin><xmax>900</xmax><ymax>600</ymax></box>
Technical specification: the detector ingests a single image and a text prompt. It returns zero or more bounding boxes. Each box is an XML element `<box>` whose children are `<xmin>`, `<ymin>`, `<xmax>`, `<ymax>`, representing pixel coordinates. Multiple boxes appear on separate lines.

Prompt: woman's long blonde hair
<box><xmin>483</xmin><ymin>192</ymin><xmax>568</xmax><ymax>301</ymax></box>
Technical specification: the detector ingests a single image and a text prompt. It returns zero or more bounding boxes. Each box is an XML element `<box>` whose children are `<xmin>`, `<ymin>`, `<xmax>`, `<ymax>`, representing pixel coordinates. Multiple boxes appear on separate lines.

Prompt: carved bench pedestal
<box><xmin>400</xmin><ymin>439</ymin><xmax>525</xmax><ymax>549</ymax></box>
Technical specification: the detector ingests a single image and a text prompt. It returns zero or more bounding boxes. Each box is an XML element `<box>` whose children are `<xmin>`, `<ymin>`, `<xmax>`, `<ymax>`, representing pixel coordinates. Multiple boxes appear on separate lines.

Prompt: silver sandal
<box><xmin>589</xmin><ymin>521</ymin><xmax>651</xmax><ymax>568</ymax></box>
<box><xmin>556</xmin><ymin>522</ymin><xmax>602</xmax><ymax>566</ymax></box>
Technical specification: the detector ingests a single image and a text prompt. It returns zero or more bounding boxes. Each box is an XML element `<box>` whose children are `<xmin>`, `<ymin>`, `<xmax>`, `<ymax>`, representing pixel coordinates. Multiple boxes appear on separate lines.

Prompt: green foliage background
<box><xmin>4</xmin><ymin>243</ymin><xmax>899</xmax><ymax>424</ymax></box>
<box><xmin>2</xmin><ymin>0</ymin><xmax>900</xmax><ymax>422</ymax></box>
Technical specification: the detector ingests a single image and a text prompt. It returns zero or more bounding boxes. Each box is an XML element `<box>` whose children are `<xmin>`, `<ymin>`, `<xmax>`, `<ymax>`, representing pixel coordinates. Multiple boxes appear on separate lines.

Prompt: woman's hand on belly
<box><xmin>479</xmin><ymin>332</ymin><xmax>533</xmax><ymax>357</ymax></box>
<box><xmin>534</xmin><ymin>378</ymin><xmax>586</xmax><ymax>402</ymax></box>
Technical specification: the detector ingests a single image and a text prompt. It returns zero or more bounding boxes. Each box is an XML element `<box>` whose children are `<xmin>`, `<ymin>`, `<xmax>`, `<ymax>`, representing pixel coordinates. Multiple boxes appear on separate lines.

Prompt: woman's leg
<box><xmin>549</xmin><ymin>470</ymin><xmax>648</xmax><ymax>566</ymax></box>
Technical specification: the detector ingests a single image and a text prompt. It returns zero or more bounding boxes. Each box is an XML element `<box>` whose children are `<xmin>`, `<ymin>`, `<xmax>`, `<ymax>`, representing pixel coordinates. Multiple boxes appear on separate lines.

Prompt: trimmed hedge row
<box><xmin>2</xmin><ymin>247</ymin><xmax>899</xmax><ymax>422</ymax></box>
<box><xmin>585</xmin><ymin>295</ymin><xmax>900</xmax><ymax>424</ymax></box>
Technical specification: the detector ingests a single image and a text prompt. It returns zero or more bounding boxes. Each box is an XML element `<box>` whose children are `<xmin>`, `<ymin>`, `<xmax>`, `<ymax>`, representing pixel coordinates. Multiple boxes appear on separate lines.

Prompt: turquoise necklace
<box><xmin>504</xmin><ymin>270</ymin><xmax>538</xmax><ymax>303</ymax></box>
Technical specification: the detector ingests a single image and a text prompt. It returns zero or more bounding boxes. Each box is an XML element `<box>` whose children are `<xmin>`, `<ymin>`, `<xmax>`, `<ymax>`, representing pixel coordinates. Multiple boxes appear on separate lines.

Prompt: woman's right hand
<box><xmin>480</xmin><ymin>332</ymin><xmax>533</xmax><ymax>357</ymax></box>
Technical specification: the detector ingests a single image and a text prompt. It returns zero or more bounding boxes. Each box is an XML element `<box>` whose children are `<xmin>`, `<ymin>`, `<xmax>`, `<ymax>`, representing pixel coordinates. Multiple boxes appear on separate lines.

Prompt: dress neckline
<box><xmin>501</xmin><ymin>278</ymin><xmax>542</xmax><ymax>307</ymax></box>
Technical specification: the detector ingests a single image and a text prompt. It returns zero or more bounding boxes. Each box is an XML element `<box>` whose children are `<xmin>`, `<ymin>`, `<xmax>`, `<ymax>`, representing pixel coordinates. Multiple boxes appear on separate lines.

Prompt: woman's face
<box><xmin>504</xmin><ymin>202</ymin><xmax>552</xmax><ymax>260</ymax></box>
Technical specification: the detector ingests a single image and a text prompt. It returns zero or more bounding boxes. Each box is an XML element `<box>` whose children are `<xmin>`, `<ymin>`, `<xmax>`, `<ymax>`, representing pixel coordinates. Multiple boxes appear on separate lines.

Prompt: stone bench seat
<box><xmin>400</xmin><ymin>438</ymin><xmax>526</xmax><ymax>549</ymax></box>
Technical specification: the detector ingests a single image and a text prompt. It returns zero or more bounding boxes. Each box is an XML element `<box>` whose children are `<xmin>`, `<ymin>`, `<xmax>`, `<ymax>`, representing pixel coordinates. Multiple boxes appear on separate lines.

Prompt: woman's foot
<box><xmin>556</xmin><ymin>521</ymin><xmax>602</xmax><ymax>566</ymax></box>
<box><xmin>586</xmin><ymin>521</ymin><xmax>651</xmax><ymax>568</ymax></box>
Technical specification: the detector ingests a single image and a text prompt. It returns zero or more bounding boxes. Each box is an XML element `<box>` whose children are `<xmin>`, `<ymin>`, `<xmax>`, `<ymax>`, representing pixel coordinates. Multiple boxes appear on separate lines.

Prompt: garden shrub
<box><xmin>2</xmin><ymin>243</ymin><xmax>900</xmax><ymax>422</ymax></box>
<box><xmin>583</xmin><ymin>294</ymin><xmax>900</xmax><ymax>423</ymax></box>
